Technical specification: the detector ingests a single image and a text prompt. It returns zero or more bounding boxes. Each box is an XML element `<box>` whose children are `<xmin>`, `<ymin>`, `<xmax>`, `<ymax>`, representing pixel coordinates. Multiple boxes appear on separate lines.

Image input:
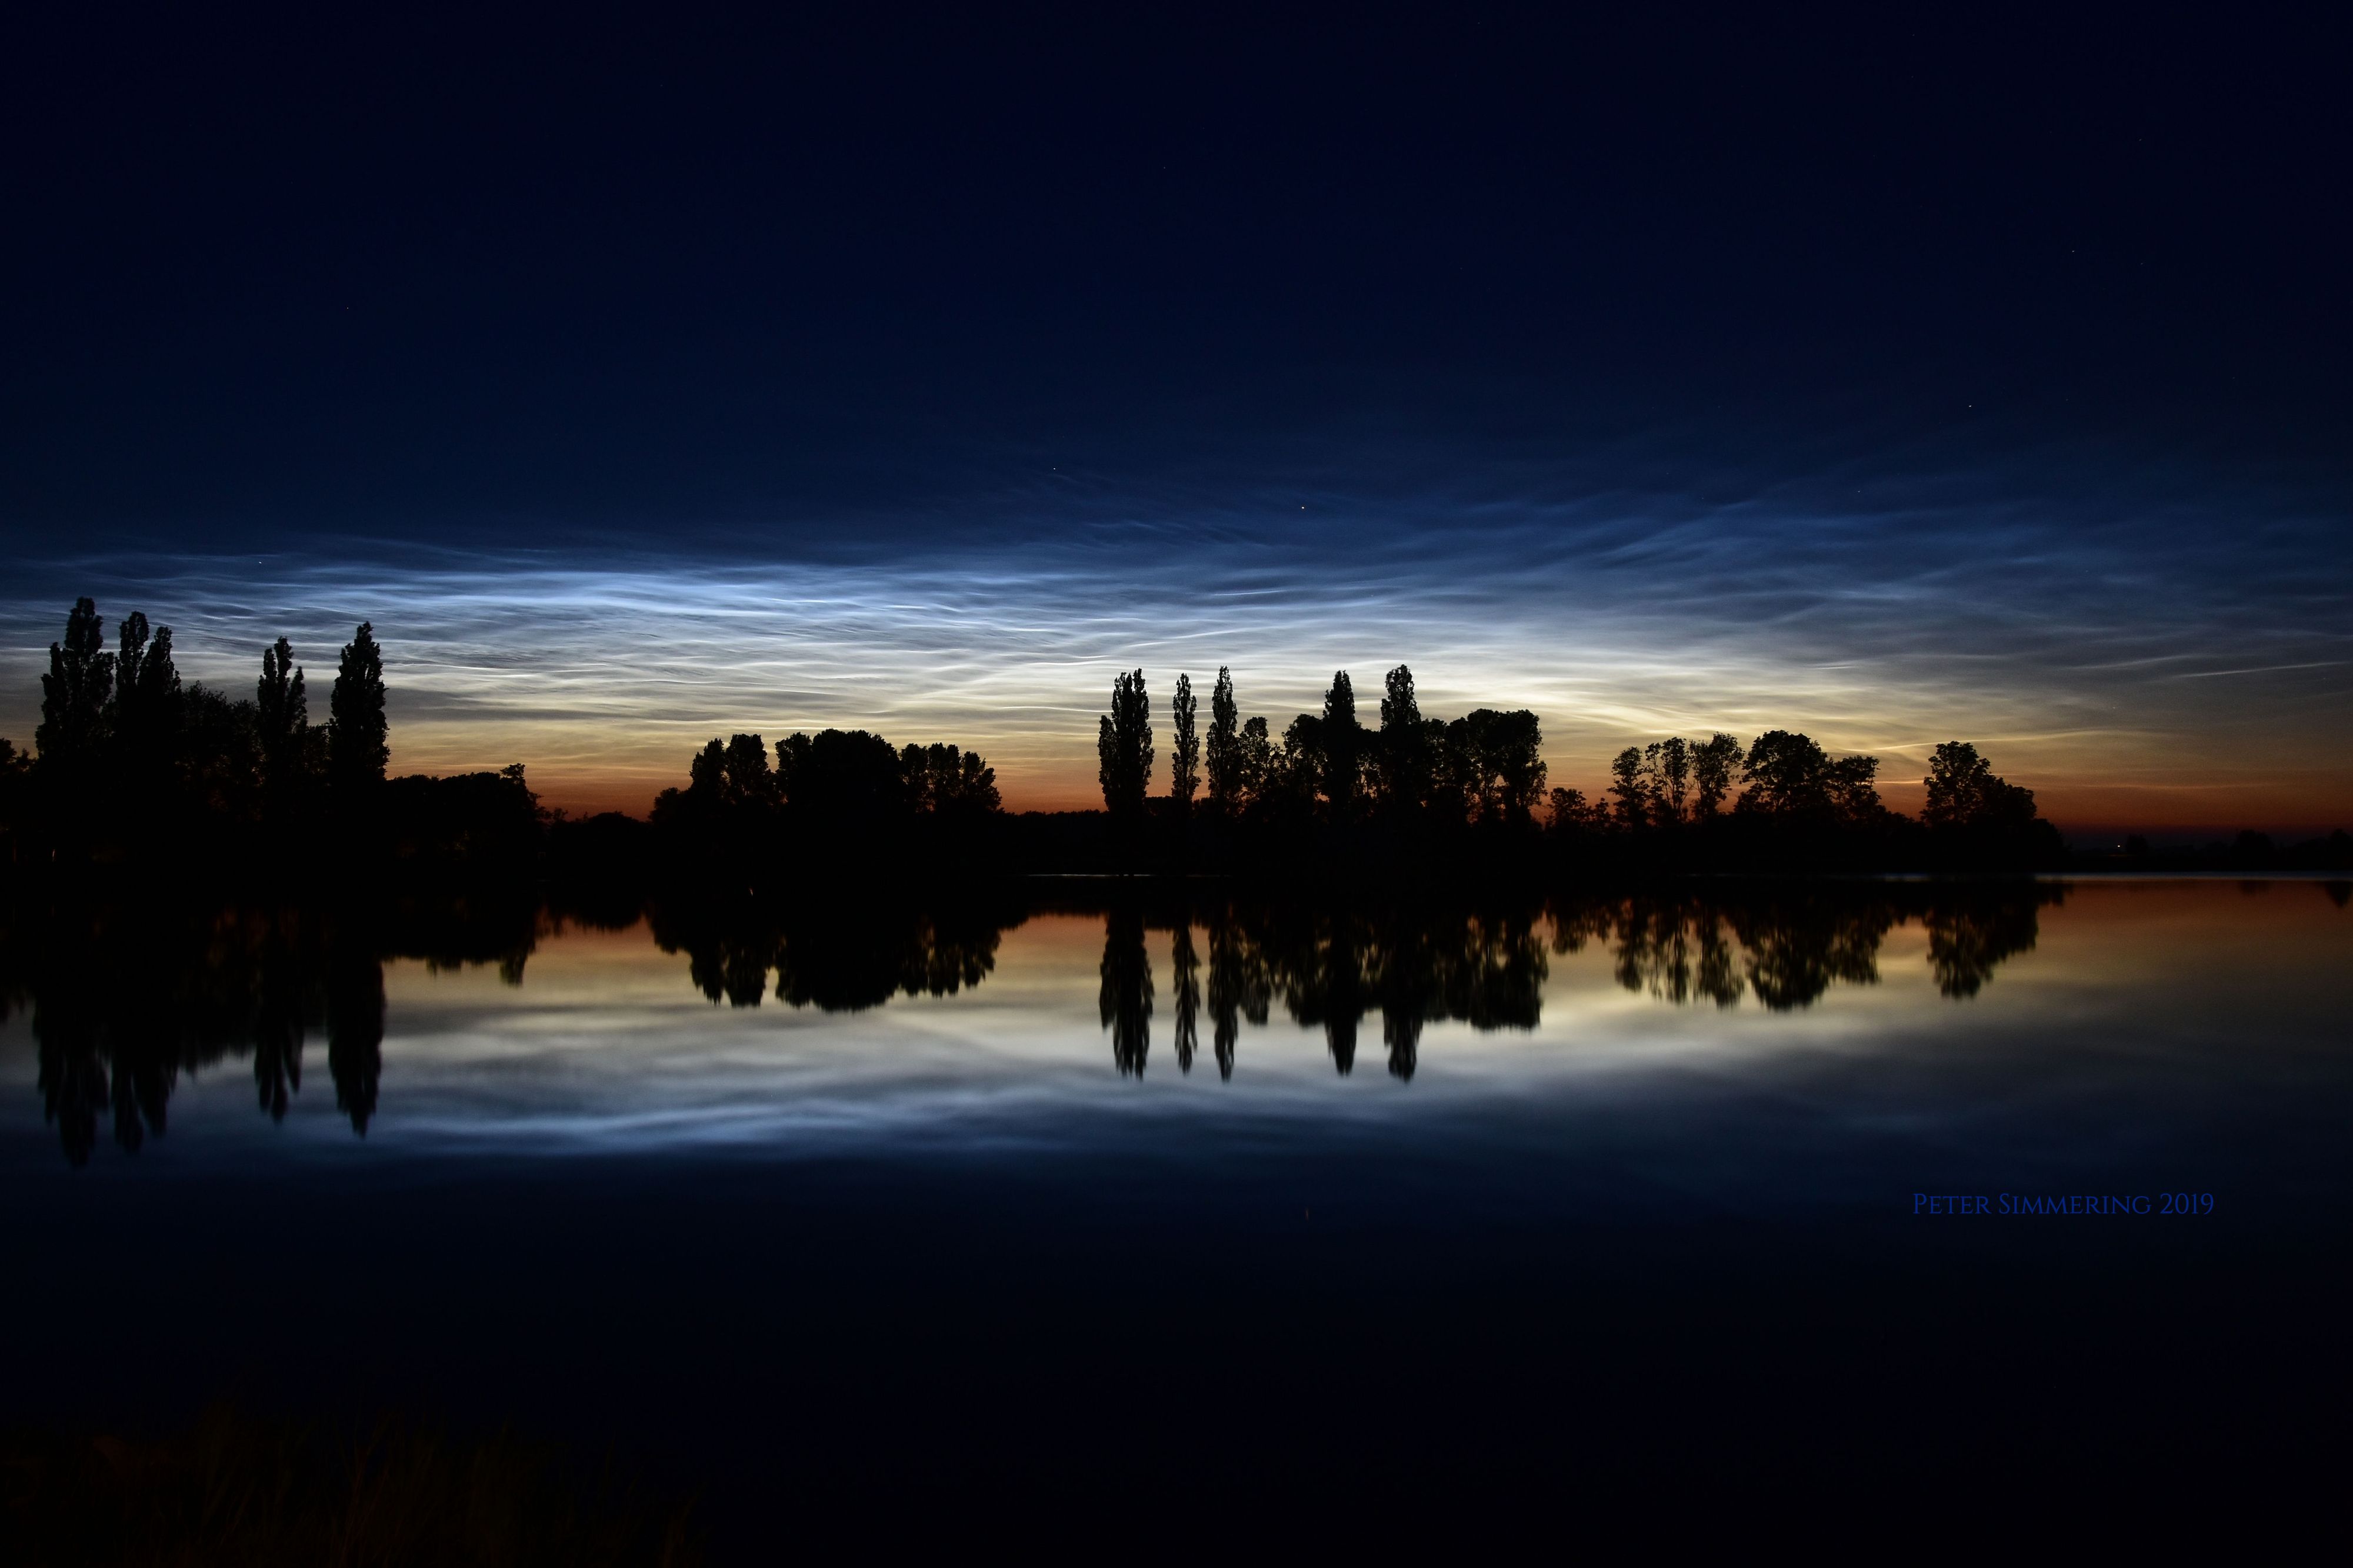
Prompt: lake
<box><xmin>5</xmin><ymin>878</ymin><xmax>2348</xmax><ymax>1553</ymax></box>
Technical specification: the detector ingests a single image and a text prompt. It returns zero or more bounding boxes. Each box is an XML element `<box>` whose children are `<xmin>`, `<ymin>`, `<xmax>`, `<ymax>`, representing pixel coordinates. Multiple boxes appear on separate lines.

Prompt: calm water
<box><xmin>5</xmin><ymin>879</ymin><xmax>2349</xmax><ymax>1550</ymax></box>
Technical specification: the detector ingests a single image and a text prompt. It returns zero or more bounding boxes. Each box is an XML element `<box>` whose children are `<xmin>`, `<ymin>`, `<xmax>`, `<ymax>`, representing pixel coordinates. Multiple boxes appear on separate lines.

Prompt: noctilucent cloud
<box><xmin>2</xmin><ymin>11</ymin><xmax>2346</xmax><ymax>832</ymax></box>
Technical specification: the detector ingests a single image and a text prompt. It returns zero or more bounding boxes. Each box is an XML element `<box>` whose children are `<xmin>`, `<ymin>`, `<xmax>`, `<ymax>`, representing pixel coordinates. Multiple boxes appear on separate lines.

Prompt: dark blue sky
<box><xmin>2</xmin><ymin>4</ymin><xmax>2347</xmax><ymax>826</ymax></box>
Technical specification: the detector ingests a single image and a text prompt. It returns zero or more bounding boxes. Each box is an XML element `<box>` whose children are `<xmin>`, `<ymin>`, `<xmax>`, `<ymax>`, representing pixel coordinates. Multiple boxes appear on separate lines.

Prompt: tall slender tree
<box><xmin>111</xmin><ymin>612</ymin><xmax>181</xmax><ymax>775</ymax></box>
<box><xmin>1096</xmin><ymin>669</ymin><xmax>1154</xmax><ymax>819</ymax></box>
<box><xmin>1170</xmin><ymin>673</ymin><xmax>1200</xmax><ymax>814</ymax></box>
<box><xmin>257</xmin><ymin>638</ymin><xmax>307</xmax><ymax>749</ymax></box>
<box><xmin>328</xmin><ymin>622</ymin><xmax>389</xmax><ymax>793</ymax></box>
<box><xmin>37</xmin><ymin>598</ymin><xmax>112</xmax><ymax>765</ymax></box>
<box><xmin>1319</xmin><ymin>670</ymin><xmax>1363</xmax><ymax>818</ymax></box>
<box><xmin>1205</xmin><ymin>667</ymin><xmax>1240</xmax><ymax>812</ymax></box>
<box><xmin>1375</xmin><ymin>663</ymin><xmax>1433</xmax><ymax>816</ymax></box>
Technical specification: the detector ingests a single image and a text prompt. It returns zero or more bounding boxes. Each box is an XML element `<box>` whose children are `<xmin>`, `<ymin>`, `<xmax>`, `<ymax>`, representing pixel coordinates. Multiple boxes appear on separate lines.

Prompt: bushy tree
<box><xmin>903</xmin><ymin>742</ymin><xmax>1001</xmax><ymax>816</ymax></box>
<box><xmin>776</xmin><ymin>729</ymin><xmax>908</xmax><ymax>822</ymax></box>
<box><xmin>1547</xmin><ymin>786</ymin><xmax>1606</xmax><ymax>833</ymax></box>
<box><xmin>1691</xmin><ymin>733</ymin><xmax>1745</xmax><ymax>818</ymax></box>
<box><xmin>1922</xmin><ymin>742</ymin><xmax>2037</xmax><ymax>831</ymax></box>
<box><xmin>1738</xmin><ymin>731</ymin><xmax>1882</xmax><ymax>824</ymax></box>
<box><xmin>1446</xmin><ymin>709</ymin><xmax>1547</xmax><ymax>825</ymax></box>
<box><xmin>1828</xmin><ymin>753</ymin><xmax>1884</xmax><ymax>824</ymax></box>
<box><xmin>1097</xmin><ymin>670</ymin><xmax>1154</xmax><ymax>819</ymax></box>
<box><xmin>1737</xmin><ymin>730</ymin><xmax>1833</xmax><ymax>816</ymax></box>
<box><xmin>721</xmin><ymin>733</ymin><xmax>778</xmax><ymax>809</ymax></box>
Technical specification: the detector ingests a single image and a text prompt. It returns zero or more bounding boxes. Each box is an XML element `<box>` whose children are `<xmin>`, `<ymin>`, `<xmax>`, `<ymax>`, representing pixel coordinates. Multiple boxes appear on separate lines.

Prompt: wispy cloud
<box><xmin>2</xmin><ymin>448</ymin><xmax>2347</xmax><ymax>825</ymax></box>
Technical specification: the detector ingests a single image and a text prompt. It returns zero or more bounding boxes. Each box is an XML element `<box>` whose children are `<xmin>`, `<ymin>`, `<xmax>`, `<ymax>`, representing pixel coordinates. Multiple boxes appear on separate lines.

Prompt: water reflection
<box><xmin>1</xmin><ymin>898</ymin><xmax>538</xmax><ymax>1165</ymax></box>
<box><xmin>1</xmin><ymin>882</ymin><xmax>2087</xmax><ymax>1163</ymax></box>
<box><xmin>1170</xmin><ymin>905</ymin><xmax>1550</xmax><ymax>1080</ymax></box>
<box><xmin>1552</xmin><ymin>886</ymin><xmax>2059</xmax><ymax>1009</ymax></box>
<box><xmin>648</xmin><ymin>899</ymin><xmax>1016</xmax><ymax>1012</ymax></box>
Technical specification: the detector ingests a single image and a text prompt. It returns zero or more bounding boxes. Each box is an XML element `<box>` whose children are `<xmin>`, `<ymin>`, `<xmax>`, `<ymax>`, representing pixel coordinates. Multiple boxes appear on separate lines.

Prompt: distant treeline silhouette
<box><xmin>645</xmin><ymin>727</ymin><xmax>1004</xmax><ymax>881</ymax></box>
<box><xmin>0</xmin><ymin>598</ymin><xmax>538</xmax><ymax>883</ymax></box>
<box><xmin>1068</xmin><ymin>663</ymin><xmax>2074</xmax><ymax>875</ymax></box>
<box><xmin>8</xmin><ymin>600</ymin><xmax>2345</xmax><ymax>888</ymax></box>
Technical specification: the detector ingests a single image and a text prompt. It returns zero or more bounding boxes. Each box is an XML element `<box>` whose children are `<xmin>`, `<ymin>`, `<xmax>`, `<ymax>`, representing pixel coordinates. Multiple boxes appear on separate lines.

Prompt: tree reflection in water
<box><xmin>1554</xmin><ymin>885</ymin><xmax>2063</xmax><ymax>1010</ymax></box>
<box><xmin>3</xmin><ymin>883</ymin><xmax>2059</xmax><ymax>1162</ymax></box>
<box><xmin>648</xmin><ymin>898</ymin><xmax>1016</xmax><ymax>1013</ymax></box>
<box><xmin>2</xmin><ymin>895</ymin><xmax>540</xmax><ymax>1166</ymax></box>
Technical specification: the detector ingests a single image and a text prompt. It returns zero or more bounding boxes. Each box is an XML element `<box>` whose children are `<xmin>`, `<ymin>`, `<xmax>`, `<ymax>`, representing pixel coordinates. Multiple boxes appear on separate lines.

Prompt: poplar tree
<box><xmin>1205</xmin><ymin>667</ymin><xmax>1241</xmax><ymax>812</ymax></box>
<box><xmin>328</xmin><ymin>622</ymin><xmax>389</xmax><ymax>793</ymax></box>
<box><xmin>1096</xmin><ymin>669</ymin><xmax>1154</xmax><ymax>819</ymax></box>
<box><xmin>1319</xmin><ymin>670</ymin><xmax>1363</xmax><ymax>818</ymax></box>
<box><xmin>1169</xmin><ymin>673</ymin><xmax>1200</xmax><ymax>815</ymax></box>
<box><xmin>37</xmin><ymin>598</ymin><xmax>112</xmax><ymax>765</ymax></box>
<box><xmin>258</xmin><ymin>638</ymin><xmax>308</xmax><ymax>751</ymax></box>
<box><xmin>1376</xmin><ymin>663</ymin><xmax>1433</xmax><ymax>816</ymax></box>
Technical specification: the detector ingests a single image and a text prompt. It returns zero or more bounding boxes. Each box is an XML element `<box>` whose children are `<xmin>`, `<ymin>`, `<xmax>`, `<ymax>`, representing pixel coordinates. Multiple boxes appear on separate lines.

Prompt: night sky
<box><xmin>4</xmin><ymin>6</ymin><xmax>2347</xmax><ymax>831</ymax></box>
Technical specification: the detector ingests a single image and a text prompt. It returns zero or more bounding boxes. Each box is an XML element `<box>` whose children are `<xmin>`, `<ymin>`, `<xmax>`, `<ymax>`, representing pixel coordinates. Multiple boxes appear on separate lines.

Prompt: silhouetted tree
<box><xmin>1922</xmin><ymin>742</ymin><xmax>2037</xmax><ymax>832</ymax></box>
<box><xmin>37</xmin><ymin>598</ymin><xmax>112</xmax><ymax>766</ymax></box>
<box><xmin>1374</xmin><ymin>664</ymin><xmax>1438</xmax><ymax>818</ymax></box>
<box><xmin>1170</xmin><ymin>673</ymin><xmax>1199</xmax><ymax>815</ymax></box>
<box><xmin>1691</xmin><ymin>732</ymin><xmax>1744</xmax><ymax>818</ymax></box>
<box><xmin>1315</xmin><ymin>671</ymin><xmax>1365</xmax><ymax>818</ymax></box>
<box><xmin>905</xmin><ymin>743</ymin><xmax>1001</xmax><ymax>816</ymax></box>
<box><xmin>1827</xmin><ymin>753</ymin><xmax>1884</xmax><ymax>825</ymax></box>
<box><xmin>1546</xmin><ymin>786</ymin><xmax>1606</xmax><ymax>835</ymax></box>
<box><xmin>776</xmin><ymin>729</ymin><xmax>909</xmax><ymax>823</ymax></box>
<box><xmin>1608</xmin><ymin>746</ymin><xmax>1651</xmax><ymax>828</ymax></box>
<box><xmin>1097</xmin><ymin>670</ymin><xmax>1154</xmax><ymax>820</ymax></box>
<box><xmin>1645</xmin><ymin>736</ymin><xmax>1692</xmax><ymax>825</ymax></box>
<box><xmin>1235</xmin><ymin>716</ymin><xmax>1274</xmax><ymax>810</ymax></box>
<box><xmin>328</xmin><ymin>622</ymin><xmax>389</xmax><ymax>796</ymax></box>
<box><xmin>111</xmin><ymin>612</ymin><xmax>181</xmax><ymax>752</ymax></box>
<box><xmin>1206</xmin><ymin>667</ymin><xmax>1241</xmax><ymax>813</ymax></box>
<box><xmin>1444</xmin><ymin>709</ymin><xmax>1546</xmax><ymax>825</ymax></box>
<box><xmin>1737</xmin><ymin>730</ymin><xmax>1835</xmax><ymax>817</ymax></box>
<box><xmin>256</xmin><ymin>636</ymin><xmax>313</xmax><ymax>808</ymax></box>
<box><xmin>721</xmin><ymin>733</ymin><xmax>778</xmax><ymax>809</ymax></box>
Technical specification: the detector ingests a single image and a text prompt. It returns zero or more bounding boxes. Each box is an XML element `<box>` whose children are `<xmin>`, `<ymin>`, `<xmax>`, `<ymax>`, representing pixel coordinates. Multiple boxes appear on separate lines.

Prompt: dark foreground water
<box><xmin>5</xmin><ymin>879</ymin><xmax>2349</xmax><ymax>1555</ymax></box>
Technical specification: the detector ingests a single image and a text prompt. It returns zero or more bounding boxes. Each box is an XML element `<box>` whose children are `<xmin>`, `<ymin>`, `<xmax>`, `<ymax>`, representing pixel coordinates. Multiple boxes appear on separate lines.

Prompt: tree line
<box><xmin>0</xmin><ymin>598</ymin><xmax>536</xmax><ymax>882</ymax></box>
<box><xmin>1089</xmin><ymin>665</ymin><xmax>2068</xmax><ymax>871</ymax></box>
<box><xmin>1099</xmin><ymin>665</ymin><xmax>1548</xmax><ymax>826</ymax></box>
<box><xmin>646</xmin><ymin>726</ymin><xmax>1004</xmax><ymax>880</ymax></box>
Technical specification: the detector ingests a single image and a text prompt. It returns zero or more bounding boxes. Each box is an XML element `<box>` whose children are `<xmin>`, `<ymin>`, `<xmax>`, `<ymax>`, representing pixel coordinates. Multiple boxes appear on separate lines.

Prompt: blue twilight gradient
<box><xmin>1</xmin><ymin>11</ymin><xmax>2347</xmax><ymax>828</ymax></box>
<box><xmin>2</xmin><ymin>435</ymin><xmax>2345</xmax><ymax>825</ymax></box>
